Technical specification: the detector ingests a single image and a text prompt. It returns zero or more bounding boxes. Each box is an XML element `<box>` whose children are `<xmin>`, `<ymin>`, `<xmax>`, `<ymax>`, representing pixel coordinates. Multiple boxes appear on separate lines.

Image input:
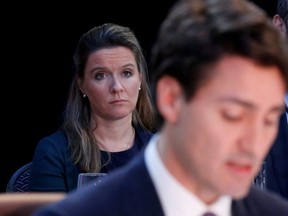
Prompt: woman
<box><xmin>29</xmin><ymin>23</ymin><xmax>156</xmax><ymax>192</ymax></box>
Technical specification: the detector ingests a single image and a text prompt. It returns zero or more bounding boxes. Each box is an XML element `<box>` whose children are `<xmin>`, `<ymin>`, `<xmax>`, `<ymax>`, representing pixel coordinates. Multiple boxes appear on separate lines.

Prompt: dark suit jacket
<box><xmin>33</xmin><ymin>150</ymin><xmax>288</xmax><ymax>216</ymax></box>
<box><xmin>265</xmin><ymin>112</ymin><xmax>288</xmax><ymax>200</ymax></box>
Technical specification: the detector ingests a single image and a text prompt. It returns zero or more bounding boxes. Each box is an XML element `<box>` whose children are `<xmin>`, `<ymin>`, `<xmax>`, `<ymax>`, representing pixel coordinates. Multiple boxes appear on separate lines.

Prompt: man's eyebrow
<box><xmin>218</xmin><ymin>97</ymin><xmax>255</xmax><ymax>108</ymax></box>
<box><xmin>217</xmin><ymin>97</ymin><xmax>285</xmax><ymax>113</ymax></box>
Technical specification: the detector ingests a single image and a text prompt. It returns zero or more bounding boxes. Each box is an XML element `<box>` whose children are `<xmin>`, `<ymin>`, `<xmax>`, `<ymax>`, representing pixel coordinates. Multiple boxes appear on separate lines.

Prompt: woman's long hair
<box><xmin>62</xmin><ymin>23</ymin><xmax>156</xmax><ymax>172</ymax></box>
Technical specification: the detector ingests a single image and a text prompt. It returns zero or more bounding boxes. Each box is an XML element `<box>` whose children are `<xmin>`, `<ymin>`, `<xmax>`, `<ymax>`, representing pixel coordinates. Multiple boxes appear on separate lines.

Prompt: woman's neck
<box><xmin>92</xmin><ymin>117</ymin><xmax>135</xmax><ymax>152</ymax></box>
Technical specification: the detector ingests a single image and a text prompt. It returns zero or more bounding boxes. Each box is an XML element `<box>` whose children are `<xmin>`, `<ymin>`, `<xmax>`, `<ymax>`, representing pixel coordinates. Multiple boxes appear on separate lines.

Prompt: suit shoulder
<box><xmin>235</xmin><ymin>188</ymin><xmax>288</xmax><ymax>215</ymax></box>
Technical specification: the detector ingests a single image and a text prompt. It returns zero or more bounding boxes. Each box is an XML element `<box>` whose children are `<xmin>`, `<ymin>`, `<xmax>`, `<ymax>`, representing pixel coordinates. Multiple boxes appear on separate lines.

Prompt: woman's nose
<box><xmin>110</xmin><ymin>77</ymin><xmax>124</xmax><ymax>93</ymax></box>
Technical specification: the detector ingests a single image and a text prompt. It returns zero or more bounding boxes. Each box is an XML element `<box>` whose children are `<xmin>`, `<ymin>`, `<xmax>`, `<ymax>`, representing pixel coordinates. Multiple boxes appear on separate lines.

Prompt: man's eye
<box><xmin>222</xmin><ymin>111</ymin><xmax>242</xmax><ymax>121</ymax></box>
<box><xmin>264</xmin><ymin>119</ymin><xmax>277</xmax><ymax>126</ymax></box>
<box><xmin>264</xmin><ymin>116</ymin><xmax>279</xmax><ymax>127</ymax></box>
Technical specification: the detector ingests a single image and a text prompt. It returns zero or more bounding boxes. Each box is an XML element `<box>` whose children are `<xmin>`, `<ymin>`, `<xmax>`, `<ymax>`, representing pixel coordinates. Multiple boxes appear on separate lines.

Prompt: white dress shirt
<box><xmin>145</xmin><ymin>134</ymin><xmax>232</xmax><ymax>216</ymax></box>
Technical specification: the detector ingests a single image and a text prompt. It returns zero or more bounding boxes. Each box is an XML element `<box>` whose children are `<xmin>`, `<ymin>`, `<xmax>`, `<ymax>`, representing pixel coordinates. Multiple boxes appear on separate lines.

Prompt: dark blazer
<box><xmin>29</xmin><ymin>127</ymin><xmax>153</xmax><ymax>192</ymax></box>
<box><xmin>265</xmin><ymin>111</ymin><xmax>288</xmax><ymax>200</ymax></box>
<box><xmin>33</xmin><ymin>150</ymin><xmax>288</xmax><ymax>216</ymax></box>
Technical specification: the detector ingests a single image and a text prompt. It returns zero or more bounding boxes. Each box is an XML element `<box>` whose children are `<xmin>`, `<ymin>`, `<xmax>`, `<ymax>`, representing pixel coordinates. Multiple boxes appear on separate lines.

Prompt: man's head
<box><xmin>273</xmin><ymin>0</ymin><xmax>288</xmax><ymax>40</ymax></box>
<box><xmin>150</xmin><ymin>0</ymin><xmax>288</xmax><ymax>203</ymax></box>
<box><xmin>151</xmin><ymin>0</ymin><xmax>288</xmax><ymax>129</ymax></box>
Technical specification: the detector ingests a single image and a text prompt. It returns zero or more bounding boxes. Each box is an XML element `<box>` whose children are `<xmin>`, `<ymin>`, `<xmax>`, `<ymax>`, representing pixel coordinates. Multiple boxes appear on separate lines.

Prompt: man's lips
<box><xmin>226</xmin><ymin>162</ymin><xmax>253</xmax><ymax>175</ymax></box>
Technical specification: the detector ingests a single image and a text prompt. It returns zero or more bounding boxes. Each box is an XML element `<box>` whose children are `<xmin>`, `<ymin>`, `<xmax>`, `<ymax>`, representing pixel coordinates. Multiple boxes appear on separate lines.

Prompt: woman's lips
<box><xmin>110</xmin><ymin>99</ymin><xmax>127</xmax><ymax>104</ymax></box>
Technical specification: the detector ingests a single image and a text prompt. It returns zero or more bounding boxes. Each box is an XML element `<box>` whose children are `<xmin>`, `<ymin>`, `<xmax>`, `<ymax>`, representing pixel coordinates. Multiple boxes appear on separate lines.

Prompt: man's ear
<box><xmin>156</xmin><ymin>76</ymin><xmax>183</xmax><ymax>123</ymax></box>
<box><xmin>272</xmin><ymin>14</ymin><xmax>287</xmax><ymax>38</ymax></box>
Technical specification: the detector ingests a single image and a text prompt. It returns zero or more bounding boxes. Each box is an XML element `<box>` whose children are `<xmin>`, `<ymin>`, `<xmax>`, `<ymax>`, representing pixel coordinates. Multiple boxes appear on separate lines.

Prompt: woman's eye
<box><xmin>122</xmin><ymin>70</ymin><xmax>133</xmax><ymax>77</ymax></box>
<box><xmin>95</xmin><ymin>73</ymin><xmax>106</xmax><ymax>80</ymax></box>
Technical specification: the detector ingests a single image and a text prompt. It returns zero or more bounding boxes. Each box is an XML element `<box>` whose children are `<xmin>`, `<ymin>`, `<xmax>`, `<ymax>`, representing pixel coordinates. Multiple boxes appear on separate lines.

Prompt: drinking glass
<box><xmin>77</xmin><ymin>172</ymin><xmax>107</xmax><ymax>191</ymax></box>
<box><xmin>254</xmin><ymin>161</ymin><xmax>266</xmax><ymax>190</ymax></box>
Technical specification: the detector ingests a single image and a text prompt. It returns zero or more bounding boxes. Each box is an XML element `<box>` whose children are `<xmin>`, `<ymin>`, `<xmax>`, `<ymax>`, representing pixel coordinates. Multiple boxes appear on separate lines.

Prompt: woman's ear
<box><xmin>156</xmin><ymin>76</ymin><xmax>183</xmax><ymax>123</ymax></box>
<box><xmin>77</xmin><ymin>77</ymin><xmax>85</xmax><ymax>95</ymax></box>
<box><xmin>272</xmin><ymin>14</ymin><xmax>287</xmax><ymax>38</ymax></box>
<box><xmin>139</xmin><ymin>71</ymin><xmax>143</xmax><ymax>90</ymax></box>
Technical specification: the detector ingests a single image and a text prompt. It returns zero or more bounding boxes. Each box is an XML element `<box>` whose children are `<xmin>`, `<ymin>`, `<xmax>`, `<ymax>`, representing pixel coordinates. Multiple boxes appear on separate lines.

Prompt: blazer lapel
<box><xmin>231</xmin><ymin>199</ymin><xmax>258</xmax><ymax>216</ymax></box>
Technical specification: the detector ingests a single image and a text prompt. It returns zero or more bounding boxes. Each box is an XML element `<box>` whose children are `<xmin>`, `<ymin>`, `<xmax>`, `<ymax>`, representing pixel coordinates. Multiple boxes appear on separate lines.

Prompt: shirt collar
<box><xmin>145</xmin><ymin>134</ymin><xmax>232</xmax><ymax>216</ymax></box>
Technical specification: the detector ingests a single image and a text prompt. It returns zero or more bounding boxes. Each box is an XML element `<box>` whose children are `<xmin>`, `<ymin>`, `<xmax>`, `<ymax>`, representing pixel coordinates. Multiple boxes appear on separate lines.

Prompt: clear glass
<box><xmin>77</xmin><ymin>172</ymin><xmax>107</xmax><ymax>191</ymax></box>
<box><xmin>254</xmin><ymin>161</ymin><xmax>266</xmax><ymax>190</ymax></box>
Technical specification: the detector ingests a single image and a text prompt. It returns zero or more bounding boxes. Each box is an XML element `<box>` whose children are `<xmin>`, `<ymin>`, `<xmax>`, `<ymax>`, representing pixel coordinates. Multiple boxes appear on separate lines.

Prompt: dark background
<box><xmin>1</xmin><ymin>0</ymin><xmax>275</xmax><ymax>192</ymax></box>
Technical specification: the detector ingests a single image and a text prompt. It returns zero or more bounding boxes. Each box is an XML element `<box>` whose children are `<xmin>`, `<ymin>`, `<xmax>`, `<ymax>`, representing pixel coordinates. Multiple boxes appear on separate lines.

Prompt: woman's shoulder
<box><xmin>40</xmin><ymin>130</ymin><xmax>67</xmax><ymax>142</ymax></box>
<box><xmin>36</xmin><ymin>130</ymin><xmax>69</xmax><ymax>152</ymax></box>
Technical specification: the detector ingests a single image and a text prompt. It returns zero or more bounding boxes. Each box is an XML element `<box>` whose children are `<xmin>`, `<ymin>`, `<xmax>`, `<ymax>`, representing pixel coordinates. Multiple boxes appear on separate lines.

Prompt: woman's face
<box><xmin>78</xmin><ymin>47</ymin><xmax>142</xmax><ymax>121</ymax></box>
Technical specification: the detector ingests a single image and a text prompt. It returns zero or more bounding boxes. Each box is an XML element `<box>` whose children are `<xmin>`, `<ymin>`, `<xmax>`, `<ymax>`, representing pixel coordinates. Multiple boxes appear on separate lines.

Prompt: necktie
<box><xmin>203</xmin><ymin>212</ymin><xmax>216</xmax><ymax>216</ymax></box>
